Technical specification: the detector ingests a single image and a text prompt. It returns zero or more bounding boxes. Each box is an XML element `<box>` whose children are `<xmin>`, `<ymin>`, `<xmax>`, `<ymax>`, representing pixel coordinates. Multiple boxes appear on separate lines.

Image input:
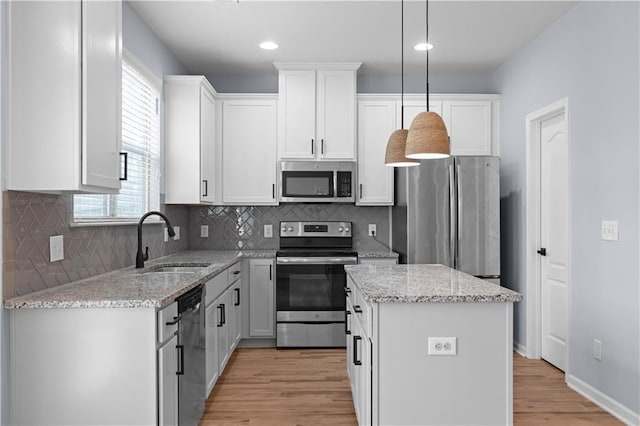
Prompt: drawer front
<box><xmin>351</xmin><ymin>284</ymin><xmax>372</xmax><ymax>338</ymax></box>
<box><xmin>158</xmin><ymin>302</ymin><xmax>178</xmax><ymax>344</ymax></box>
<box><xmin>205</xmin><ymin>270</ymin><xmax>230</xmax><ymax>306</ymax></box>
<box><xmin>227</xmin><ymin>261</ymin><xmax>242</xmax><ymax>283</ymax></box>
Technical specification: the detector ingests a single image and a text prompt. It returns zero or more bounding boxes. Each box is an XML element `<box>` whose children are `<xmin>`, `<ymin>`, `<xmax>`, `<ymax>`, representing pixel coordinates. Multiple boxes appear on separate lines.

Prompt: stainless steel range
<box><xmin>276</xmin><ymin>221</ymin><xmax>357</xmax><ymax>348</ymax></box>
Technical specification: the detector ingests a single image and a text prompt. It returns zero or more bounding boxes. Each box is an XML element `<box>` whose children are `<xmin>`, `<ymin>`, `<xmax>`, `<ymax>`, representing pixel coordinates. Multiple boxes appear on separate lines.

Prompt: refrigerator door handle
<box><xmin>449</xmin><ymin>163</ymin><xmax>456</xmax><ymax>269</ymax></box>
<box><xmin>456</xmin><ymin>163</ymin><xmax>463</xmax><ymax>270</ymax></box>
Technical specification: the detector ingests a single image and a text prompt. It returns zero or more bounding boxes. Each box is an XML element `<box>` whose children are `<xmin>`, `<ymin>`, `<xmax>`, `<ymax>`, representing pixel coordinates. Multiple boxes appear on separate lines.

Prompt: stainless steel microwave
<box><xmin>279</xmin><ymin>161</ymin><xmax>355</xmax><ymax>203</ymax></box>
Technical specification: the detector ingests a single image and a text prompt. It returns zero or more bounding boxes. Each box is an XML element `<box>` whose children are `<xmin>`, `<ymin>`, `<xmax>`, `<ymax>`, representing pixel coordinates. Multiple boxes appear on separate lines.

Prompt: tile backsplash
<box><xmin>3</xmin><ymin>192</ymin><xmax>390</xmax><ymax>300</ymax></box>
<box><xmin>189</xmin><ymin>204</ymin><xmax>390</xmax><ymax>250</ymax></box>
<box><xmin>3</xmin><ymin>191</ymin><xmax>189</xmax><ymax>300</ymax></box>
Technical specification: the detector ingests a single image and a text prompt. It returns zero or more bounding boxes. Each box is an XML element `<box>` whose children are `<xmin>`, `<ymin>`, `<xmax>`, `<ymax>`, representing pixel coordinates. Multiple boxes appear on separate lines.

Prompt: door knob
<box><xmin>537</xmin><ymin>248</ymin><xmax>547</xmax><ymax>256</ymax></box>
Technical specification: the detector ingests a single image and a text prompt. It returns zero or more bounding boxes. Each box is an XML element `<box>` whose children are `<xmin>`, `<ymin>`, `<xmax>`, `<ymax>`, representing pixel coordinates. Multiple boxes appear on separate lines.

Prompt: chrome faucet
<box><xmin>136</xmin><ymin>211</ymin><xmax>176</xmax><ymax>268</ymax></box>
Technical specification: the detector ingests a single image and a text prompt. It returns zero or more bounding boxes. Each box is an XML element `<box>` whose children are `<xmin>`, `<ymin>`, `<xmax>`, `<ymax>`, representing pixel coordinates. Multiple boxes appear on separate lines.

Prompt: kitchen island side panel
<box><xmin>10</xmin><ymin>308</ymin><xmax>157</xmax><ymax>425</ymax></box>
<box><xmin>376</xmin><ymin>302</ymin><xmax>513</xmax><ymax>425</ymax></box>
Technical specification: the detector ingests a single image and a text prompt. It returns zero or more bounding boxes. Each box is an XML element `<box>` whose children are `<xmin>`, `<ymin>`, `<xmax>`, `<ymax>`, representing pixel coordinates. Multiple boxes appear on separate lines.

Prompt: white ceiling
<box><xmin>130</xmin><ymin>0</ymin><xmax>577</xmax><ymax>77</ymax></box>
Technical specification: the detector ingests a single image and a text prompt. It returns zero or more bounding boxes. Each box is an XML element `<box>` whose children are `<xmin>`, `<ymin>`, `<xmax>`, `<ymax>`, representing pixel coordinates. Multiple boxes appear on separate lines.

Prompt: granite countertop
<box><xmin>354</xmin><ymin>240</ymin><xmax>399</xmax><ymax>259</ymax></box>
<box><xmin>345</xmin><ymin>264</ymin><xmax>522</xmax><ymax>303</ymax></box>
<box><xmin>4</xmin><ymin>250</ymin><xmax>276</xmax><ymax>310</ymax></box>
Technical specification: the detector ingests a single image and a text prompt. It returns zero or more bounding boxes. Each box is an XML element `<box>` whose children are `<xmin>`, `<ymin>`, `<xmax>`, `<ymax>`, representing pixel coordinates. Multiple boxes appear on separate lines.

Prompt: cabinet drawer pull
<box><xmin>120</xmin><ymin>152</ymin><xmax>128</xmax><ymax>181</ymax></box>
<box><xmin>344</xmin><ymin>286</ymin><xmax>351</xmax><ymax>296</ymax></box>
<box><xmin>233</xmin><ymin>270</ymin><xmax>241</xmax><ymax>275</ymax></box>
<box><xmin>234</xmin><ymin>288</ymin><xmax>240</xmax><ymax>306</ymax></box>
<box><xmin>353</xmin><ymin>305</ymin><xmax>363</xmax><ymax>314</ymax></box>
<box><xmin>165</xmin><ymin>315</ymin><xmax>181</xmax><ymax>326</ymax></box>
<box><xmin>353</xmin><ymin>335</ymin><xmax>362</xmax><ymax>365</ymax></box>
<box><xmin>345</xmin><ymin>310</ymin><xmax>351</xmax><ymax>335</ymax></box>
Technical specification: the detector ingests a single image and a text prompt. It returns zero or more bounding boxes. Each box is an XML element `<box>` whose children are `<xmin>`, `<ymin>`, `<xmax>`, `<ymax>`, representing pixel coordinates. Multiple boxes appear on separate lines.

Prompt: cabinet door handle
<box><xmin>120</xmin><ymin>152</ymin><xmax>128</xmax><ymax>181</ymax></box>
<box><xmin>165</xmin><ymin>315</ymin><xmax>181</xmax><ymax>326</ymax></box>
<box><xmin>269</xmin><ymin>264</ymin><xmax>273</xmax><ymax>281</ymax></box>
<box><xmin>344</xmin><ymin>286</ymin><xmax>351</xmax><ymax>297</ymax></box>
<box><xmin>202</xmin><ymin>179</ymin><xmax>208</xmax><ymax>197</ymax></box>
<box><xmin>321</xmin><ymin>139</ymin><xmax>324</xmax><ymax>154</ymax></box>
<box><xmin>359</xmin><ymin>184</ymin><xmax>363</xmax><ymax>199</ymax></box>
<box><xmin>176</xmin><ymin>344</ymin><xmax>184</xmax><ymax>375</ymax></box>
<box><xmin>272</xmin><ymin>183</ymin><xmax>275</xmax><ymax>199</ymax></box>
<box><xmin>217</xmin><ymin>305</ymin><xmax>224</xmax><ymax>327</ymax></box>
<box><xmin>345</xmin><ymin>310</ymin><xmax>351</xmax><ymax>335</ymax></box>
<box><xmin>233</xmin><ymin>270</ymin><xmax>241</xmax><ymax>275</ymax></box>
<box><xmin>353</xmin><ymin>305</ymin><xmax>363</xmax><ymax>314</ymax></box>
<box><xmin>537</xmin><ymin>248</ymin><xmax>547</xmax><ymax>256</ymax></box>
<box><xmin>222</xmin><ymin>303</ymin><xmax>226</xmax><ymax>325</ymax></box>
<box><xmin>353</xmin><ymin>335</ymin><xmax>362</xmax><ymax>365</ymax></box>
<box><xmin>311</xmin><ymin>139</ymin><xmax>314</xmax><ymax>155</ymax></box>
<box><xmin>234</xmin><ymin>288</ymin><xmax>240</xmax><ymax>306</ymax></box>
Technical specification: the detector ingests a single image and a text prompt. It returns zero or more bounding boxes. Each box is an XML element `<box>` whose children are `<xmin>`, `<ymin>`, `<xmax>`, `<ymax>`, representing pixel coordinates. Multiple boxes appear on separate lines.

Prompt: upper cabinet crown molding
<box><xmin>6</xmin><ymin>0</ymin><xmax>123</xmax><ymax>193</ymax></box>
<box><xmin>274</xmin><ymin>62</ymin><xmax>362</xmax><ymax>71</ymax></box>
<box><xmin>277</xmin><ymin>63</ymin><xmax>361</xmax><ymax>161</ymax></box>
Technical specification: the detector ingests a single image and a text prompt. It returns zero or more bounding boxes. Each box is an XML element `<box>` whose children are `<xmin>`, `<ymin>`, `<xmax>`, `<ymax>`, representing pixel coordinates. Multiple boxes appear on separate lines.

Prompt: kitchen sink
<box><xmin>145</xmin><ymin>265</ymin><xmax>208</xmax><ymax>274</ymax></box>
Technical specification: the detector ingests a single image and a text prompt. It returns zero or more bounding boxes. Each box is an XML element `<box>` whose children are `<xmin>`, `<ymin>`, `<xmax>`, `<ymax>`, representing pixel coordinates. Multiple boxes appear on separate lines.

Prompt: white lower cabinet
<box><xmin>346</xmin><ymin>283</ymin><xmax>372</xmax><ymax>426</ymax></box>
<box><xmin>158</xmin><ymin>333</ymin><xmax>179</xmax><ymax>426</ymax></box>
<box><xmin>216</xmin><ymin>288</ymin><xmax>231</xmax><ymax>373</ymax></box>
<box><xmin>205</xmin><ymin>301</ymin><xmax>220</xmax><ymax>396</ymax></box>
<box><xmin>248</xmin><ymin>259</ymin><xmax>275</xmax><ymax>337</ymax></box>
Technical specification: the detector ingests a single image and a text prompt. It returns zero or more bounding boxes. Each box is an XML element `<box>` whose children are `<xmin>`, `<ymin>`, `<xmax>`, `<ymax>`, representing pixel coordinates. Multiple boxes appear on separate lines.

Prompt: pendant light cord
<box><xmin>426</xmin><ymin>0</ymin><xmax>430</xmax><ymax>112</ymax></box>
<box><xmin>401</xmin><ymin>0</ymin><xmax>405</xmax><ymax>128</ymax></box>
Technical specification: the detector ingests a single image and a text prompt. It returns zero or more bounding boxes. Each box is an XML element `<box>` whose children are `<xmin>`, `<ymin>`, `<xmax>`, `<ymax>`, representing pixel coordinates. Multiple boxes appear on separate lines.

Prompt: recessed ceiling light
<box><xmin>259</xmin><ymin>41</ymin><xmax>279</xmax><ymax>50</ymax></box>
<box><xmin>414</xmin><ymin>42</ymin><xmax>434</xmax><ymax>51</ymax></box>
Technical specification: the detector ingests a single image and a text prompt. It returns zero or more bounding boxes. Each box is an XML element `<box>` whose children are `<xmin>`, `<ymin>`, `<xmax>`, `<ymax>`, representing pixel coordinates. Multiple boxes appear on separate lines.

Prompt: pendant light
<box><xmin>384</xmin><ymin>0</ymin><xmax>419</xmax><ymax>167</ymax></box>
<box><xmin>405</xmin><ymin>0</ymin><xmax>450</xmax><ymax>160</ymax></box>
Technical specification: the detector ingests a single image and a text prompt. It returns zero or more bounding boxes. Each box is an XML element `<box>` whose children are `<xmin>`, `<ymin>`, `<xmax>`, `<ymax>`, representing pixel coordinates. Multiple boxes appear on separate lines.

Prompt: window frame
<box><xmin>71</xmin><ymin>49</ymin><xmax>163</xmax><ymax>226</ymax></box>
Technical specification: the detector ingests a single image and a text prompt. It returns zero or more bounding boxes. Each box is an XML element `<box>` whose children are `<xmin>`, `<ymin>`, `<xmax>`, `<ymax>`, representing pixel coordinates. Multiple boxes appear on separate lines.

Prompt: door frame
<box><xmin>524</xmin><ymin>97</ymin><xmax>571</xmax><ymax>366</ymax></box>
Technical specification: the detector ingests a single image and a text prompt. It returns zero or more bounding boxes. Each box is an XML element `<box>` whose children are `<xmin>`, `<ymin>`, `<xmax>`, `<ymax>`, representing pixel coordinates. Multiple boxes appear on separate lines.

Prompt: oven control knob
<box><xmin>287</xmin><ymin>226</ymin><xmax>294</xmax><ymax>232</ymax></box>
<box><xmin>345</xmin><ymin>227</ymin><xmax>350</xmax><ymax>232</ymax></box>
<box><xmin>338</xmin><ymin>226</ymin><xmax>344</xmax><ymax>232</ymax></box>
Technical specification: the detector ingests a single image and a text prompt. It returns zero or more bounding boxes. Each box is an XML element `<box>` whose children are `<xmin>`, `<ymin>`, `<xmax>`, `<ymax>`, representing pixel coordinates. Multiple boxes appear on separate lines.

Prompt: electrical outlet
<box><xmin>593</xmin><ymin>339</ymin><xmax>602</xmax><ymax>361</ymax></box>
<box><xmin>173</xmin><ymin>226</ymin><xmax>180</xmax><ymax>241</ymax></box>
<box><xmin>428</xmin><ymin>337</ymin><xmax>457</xmax><ymax>356</ymax></box>
<box><xmin>200</xmin><ymin>225</ymin><xmax>209</xmax><ymax>238</ymax></box>
<box><xmin>601</xmin><ymin>220</ymin><xmax>619</xmax><ymax>241</ymax></box>
<box><xmin>49</xmin><ymin>235</ymin><xmax>64</xmax><ymax>262</ymax></box>
<box><xmin>368</xmin><ymin>224</ymin><xmax>377</xmax><ymax>237</ymax></box>
<box><xmin>264</xmin><ymin>224</ymin><xmax>273</xmax><ymax>238</ymax></box>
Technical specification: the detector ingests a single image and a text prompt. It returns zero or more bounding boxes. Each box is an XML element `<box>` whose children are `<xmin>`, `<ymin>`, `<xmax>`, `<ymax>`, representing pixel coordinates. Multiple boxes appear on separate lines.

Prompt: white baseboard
<box><xmin>513</xmin><ymin>340</ymin><xmax>527</xmax><ymax>357</ymax></box>
<box><xmin>566</xmin><ymin>374</ymin><xmax>640</xmax><ymax>425</ymax></box>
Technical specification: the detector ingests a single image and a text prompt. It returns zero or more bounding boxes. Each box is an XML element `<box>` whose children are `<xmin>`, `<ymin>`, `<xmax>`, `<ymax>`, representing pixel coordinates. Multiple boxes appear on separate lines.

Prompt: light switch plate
<box><xmin>601</xmin><ymin>220</ymin><xmax>619</xmax><ymax>241</ymax></box>
<box><xmin>49</xmin><ymin>235</ymin><xmax>64</xmax><ymax>262</ymax></box>
<box><xmin>200</xmin><ymin>225</ymin><xmax>209</xmax><ymax>238</ymax></box>
<box><xmin>174</xmin><ymin>226</ymin><xmax>180</xmax><ymax>241</ymax></box>
<box><xmin>264</xmin><ymin>224</ymin><xmax>273</xmax><ymax>238</ymax></box>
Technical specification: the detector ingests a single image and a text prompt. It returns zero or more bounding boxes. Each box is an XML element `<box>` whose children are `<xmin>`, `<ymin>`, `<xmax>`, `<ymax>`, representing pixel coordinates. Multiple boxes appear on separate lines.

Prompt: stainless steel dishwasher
<box><xmin>176</xmin><ymin>284</ymin><xmax>206</xmax><ymax>426</ymax></box>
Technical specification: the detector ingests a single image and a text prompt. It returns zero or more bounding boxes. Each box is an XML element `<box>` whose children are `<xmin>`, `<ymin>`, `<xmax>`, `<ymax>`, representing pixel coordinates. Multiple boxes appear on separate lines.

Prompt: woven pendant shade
<box><xmin>405</xmin><ymin>111</ymin><xmax>450</xmax><ymax>159</ymax></box>
<box><xmin>385</xmin><ymin>129</ymin><xmax>419</xmax><ymax>167</ymax></box>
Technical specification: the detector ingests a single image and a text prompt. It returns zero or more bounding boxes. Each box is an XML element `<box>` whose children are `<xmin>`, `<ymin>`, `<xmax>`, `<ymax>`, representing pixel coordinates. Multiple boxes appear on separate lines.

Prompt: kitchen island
<box><xmin>344</xmin><ymin>263</ymin><xmax>522</xmax><ymax>426</ymax></box>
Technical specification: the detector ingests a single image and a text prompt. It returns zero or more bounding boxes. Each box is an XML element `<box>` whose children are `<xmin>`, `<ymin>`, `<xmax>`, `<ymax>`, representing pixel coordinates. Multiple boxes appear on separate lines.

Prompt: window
<box><xmin>74</xmin><ymin>55</ymin><xmax>161</xmax><ymax>222</ymax></box>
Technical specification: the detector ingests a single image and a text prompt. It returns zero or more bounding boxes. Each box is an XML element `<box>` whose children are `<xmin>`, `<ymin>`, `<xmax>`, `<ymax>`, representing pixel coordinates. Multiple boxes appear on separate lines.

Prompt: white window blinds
<box><xmin>74</xmin><ymin>57</ymin><xmax>161</xmax><ymax>221</ymax></box>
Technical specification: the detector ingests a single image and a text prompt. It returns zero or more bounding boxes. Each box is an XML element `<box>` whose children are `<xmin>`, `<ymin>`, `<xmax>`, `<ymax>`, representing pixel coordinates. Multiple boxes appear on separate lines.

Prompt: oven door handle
<box><xmin>276</xmin><ymin>257</ymin><xmax>358</xmax><ymax>265</ymax></box>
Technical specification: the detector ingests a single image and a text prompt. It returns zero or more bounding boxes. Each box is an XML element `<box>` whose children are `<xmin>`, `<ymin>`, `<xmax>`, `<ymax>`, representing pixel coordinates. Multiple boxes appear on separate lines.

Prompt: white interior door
<box><xmin>540</xmin><ymin>112</ymin><xmax>569</xmax><ymax>371</ymax></box>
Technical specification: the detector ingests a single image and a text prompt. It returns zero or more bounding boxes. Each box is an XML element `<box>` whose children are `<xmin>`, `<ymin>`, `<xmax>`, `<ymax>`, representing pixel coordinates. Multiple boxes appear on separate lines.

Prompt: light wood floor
<box><xmin>200</xmin><ymin>348</ymin><xmax>622</xmax><ymax>425</ymax></box>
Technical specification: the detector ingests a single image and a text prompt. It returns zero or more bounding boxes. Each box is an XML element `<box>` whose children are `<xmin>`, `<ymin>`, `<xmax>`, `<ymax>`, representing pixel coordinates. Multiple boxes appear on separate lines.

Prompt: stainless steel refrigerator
<box><xmin>392</xmin><ymin>156</ymin><xmax>501</xmax><ymax>284</ymax></box>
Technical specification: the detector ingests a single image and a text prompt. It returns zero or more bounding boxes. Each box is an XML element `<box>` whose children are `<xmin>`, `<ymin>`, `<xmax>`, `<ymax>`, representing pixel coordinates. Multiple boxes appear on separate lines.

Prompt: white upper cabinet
<box><xmin>221</xmin><ymin>96</ymin><xmax>278</xmax><ymax>205</ymax></box>
<box><xmin>400</xmin><ymin>95</ymin><xmax>499</xmax><ymax>156</ymax></box>
<box><xmin>276</xmin><ymin>63</ymin><xmax>361</xmax><ymax>161</ymax></box>
<box><xmin>356</xmin><ymin>100</ymin><xmax>397</xmax><ymax>205</ymax></box>
<box><xmin>441</xmin><ymin>100</ymin><xmax>493</xmax><ymax>156</ymax></box>
<box><xmin>7</xmin><ymin>0</ymin><xmax>123</xmax><ymax>193</ymax></box>
<box><xmin>164</xmin><ymin>76</ymin><xmax>217</xmax><ymax>204</ymax></box>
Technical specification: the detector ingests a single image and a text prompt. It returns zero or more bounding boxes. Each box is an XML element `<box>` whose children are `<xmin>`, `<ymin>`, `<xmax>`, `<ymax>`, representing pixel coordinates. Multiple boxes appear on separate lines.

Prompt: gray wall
<box><xmin>492</xmin><ymin>1</ymin><xmax>639</xmax><ymax>414</ymax></box>
<box><xmin>207</xmin><ymin>71</ymin><xmax>495</xmax><ymax>94</ymax></box>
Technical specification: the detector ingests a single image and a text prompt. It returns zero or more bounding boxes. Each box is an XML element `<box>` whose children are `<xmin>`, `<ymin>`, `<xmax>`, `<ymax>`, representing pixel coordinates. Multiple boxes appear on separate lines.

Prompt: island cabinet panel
<box><xmin>10</xmin><ymin>308</ymin><xmax>158</xmax><ymax>426</ymax></box>
<box><xmin>345</xmin><ymin>274</ymin><xmax>514</xmax><ymax>426</ymax></box>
